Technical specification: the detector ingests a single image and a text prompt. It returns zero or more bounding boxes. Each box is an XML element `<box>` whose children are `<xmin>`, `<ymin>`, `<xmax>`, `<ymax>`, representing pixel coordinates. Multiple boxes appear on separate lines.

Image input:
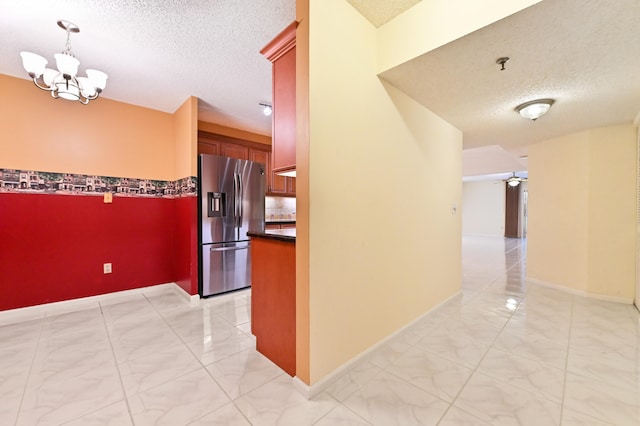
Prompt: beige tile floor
<box><xmin>1</xmin><ymin>235</ymin><xmax>639</xmax><ymax>425</ymax></box>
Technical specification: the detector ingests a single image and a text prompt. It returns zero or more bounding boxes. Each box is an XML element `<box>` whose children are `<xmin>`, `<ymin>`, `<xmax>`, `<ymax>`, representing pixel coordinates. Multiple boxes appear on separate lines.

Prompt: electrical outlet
<box><xmin>104</xmin><ymin>192</ymin><xmax>113</xmax><ymax>203</ymax></box>
<box><xmin>103</xmin><ymin>263</ymin><xmax>112</xmax><ymax>274</ymax></box>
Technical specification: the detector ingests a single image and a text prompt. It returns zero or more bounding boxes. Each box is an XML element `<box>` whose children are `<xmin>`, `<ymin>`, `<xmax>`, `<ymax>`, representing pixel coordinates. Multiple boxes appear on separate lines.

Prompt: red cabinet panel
<box><xmin>250</xmin><ymin>236</ymin><xmax>296</xmax><ymax>376</ymax></box>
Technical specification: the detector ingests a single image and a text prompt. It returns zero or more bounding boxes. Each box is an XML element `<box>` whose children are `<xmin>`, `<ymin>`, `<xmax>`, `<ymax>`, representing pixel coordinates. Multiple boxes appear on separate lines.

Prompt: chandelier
<box><xmin>20</xmin><ymin>20</ymin><xmax>108</xmax><ymax>104</ymax></box>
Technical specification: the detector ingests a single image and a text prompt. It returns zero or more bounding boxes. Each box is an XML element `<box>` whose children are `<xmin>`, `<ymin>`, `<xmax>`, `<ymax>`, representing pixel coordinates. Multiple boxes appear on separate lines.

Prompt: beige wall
<box><xmin>0</xmin><ymin>73</ymin><xmax>177</xmax><ymax>181</ymax></box>
<box><xmin>376</xmin><ymin>0</ymin><xmax>542</xmax><ymax>73</ymax></box>
<box><xmin>586</xmin><ymin>126</ymin><xmax>637</xmax><ymax>298</ymax></box>
<box><xmin>462</xmin><ymin>181</ymin><xmax>506</xmax><ymax>236</ymax></box>
<box><xmin>306</xmin><ymin>0</ymin><xmax>463</xmax><ymax>383</ymax></box>
<box><xmin>527</xmin><ymin>125</ymin><xmax>637</xmax><ymax>299</ymax></box>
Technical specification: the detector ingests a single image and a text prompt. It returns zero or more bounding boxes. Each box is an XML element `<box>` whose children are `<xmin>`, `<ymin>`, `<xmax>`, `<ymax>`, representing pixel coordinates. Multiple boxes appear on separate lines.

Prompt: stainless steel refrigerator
<box><xmin>198</xmin><ymin>154</ymin><xmax>265</xmax><ymax>297</ymax></box>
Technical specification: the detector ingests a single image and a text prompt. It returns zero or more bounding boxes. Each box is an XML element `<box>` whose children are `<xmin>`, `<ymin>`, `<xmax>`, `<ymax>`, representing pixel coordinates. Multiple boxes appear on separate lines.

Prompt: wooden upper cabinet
<box><xmin>220</xmin><ymin>143</ymin><xmax>249</xmax><ymax>160</ymax></box>
<box><xmin>198</xmin><ymin>141</ymin><xmax>218</xmax><ymax>156</ymax></box>
<box><xmin>261</xmin><ymin>21</ymin><xmax>297</xmax><ymax>174</ymax></box>
<box><xmin>197</xmin><ymin>130</ymin><xmax>295</xmax><ymax>196</ymax></box>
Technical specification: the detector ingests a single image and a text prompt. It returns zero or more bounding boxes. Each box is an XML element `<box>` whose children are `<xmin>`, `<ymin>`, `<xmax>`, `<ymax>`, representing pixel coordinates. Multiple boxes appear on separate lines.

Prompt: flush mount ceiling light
<box><xmin>20</xmin><ymin>20</ymin><xmax>108</xmax><ymax>104</ymax></box>
<box><xmin>515</xmin><ymin>99</ymin><xmax>554</xmax><ymax>121</ymax></box>
<box><xmin>259</xmin><ymin>102</ymin><xmax>272</xmax><ymax>116</ymax></box>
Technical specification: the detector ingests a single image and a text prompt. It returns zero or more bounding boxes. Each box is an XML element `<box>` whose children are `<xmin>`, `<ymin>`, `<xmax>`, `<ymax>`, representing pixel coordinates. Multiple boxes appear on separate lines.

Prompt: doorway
<box><xmin>504</xmin><ymin>184</ymin><xmax>520</xmax><ymax>237</ymax></box>
<box><xmin>505</xmin><ymin>183</ymin><xmax>528</xmax><ymax>238</ymax></box>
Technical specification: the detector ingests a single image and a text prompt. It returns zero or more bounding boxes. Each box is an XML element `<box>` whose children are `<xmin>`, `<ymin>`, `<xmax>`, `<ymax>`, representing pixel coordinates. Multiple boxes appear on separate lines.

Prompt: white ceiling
<box><xmin>1</xmin><ymin>1</ymin><xmax>638</xmax><ymax>178</ymax></box>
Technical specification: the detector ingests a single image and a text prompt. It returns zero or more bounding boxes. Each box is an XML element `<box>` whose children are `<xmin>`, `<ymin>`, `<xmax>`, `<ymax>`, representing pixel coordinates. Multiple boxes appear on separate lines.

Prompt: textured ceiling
<box><xmin>380</xmin><ymin>0</ymin><xmax>640</xmax><ymax>165</ymax></box>
<box><xmin>462</xmin><ymin>145</ymin><xmax>527</xmax><ymax>179</ymax></box>
<box><xmin>0</xmin><ymin>0</ymin><xmax>295</xmax><ymax>136</ymax></box>
<box><xmin>346</xmin><ymin>0</ymin><xmax>421</xmax><ymax>27</ymax></box>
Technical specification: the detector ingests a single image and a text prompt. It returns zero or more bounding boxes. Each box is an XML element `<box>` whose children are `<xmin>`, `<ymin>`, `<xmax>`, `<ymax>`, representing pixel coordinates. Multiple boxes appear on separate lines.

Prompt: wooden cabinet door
<box><xmin>198</xmin><ymin>142</ymin><xmax>219</xmax><ymax>156</ymax></box>
<box><xmin>249</xmin><ymin>149</ymin><xmax>272</xmax><ymax>193</ymax></box>
<box><xmin>269</xmin><ymin>174</ymin><xmax>295</xmax><ymax>196</ymax></box>
<box><xmin>272</xmin><ymin>46</ymin><xmax>296</xmax><ymax>172</ymax></box>
<box><xmin>288</xmin><ymin>176</ymin><xmax>296</xmax><ymax>194</ymax></box>
<box><xmin>220</xmin><ymin>143</ymin><xmax>249</xmax><ymax>160</ymax></box>
<box><xmin>270</xmin><ymin>172</ymin><xmax>288</xmax><ymax>195</ymax></box>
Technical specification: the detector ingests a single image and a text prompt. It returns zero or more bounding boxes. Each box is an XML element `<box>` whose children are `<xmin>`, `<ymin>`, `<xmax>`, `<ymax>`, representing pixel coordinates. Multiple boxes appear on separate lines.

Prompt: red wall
<box><xmin>174</xmin><ymin>196</ymin><xmax>199</xmax><ymax>296</ymax></box>
<box><xmin>0</xmin><ymin>192</ymin><xmax>197</xmax><ymax>311</ymax></box>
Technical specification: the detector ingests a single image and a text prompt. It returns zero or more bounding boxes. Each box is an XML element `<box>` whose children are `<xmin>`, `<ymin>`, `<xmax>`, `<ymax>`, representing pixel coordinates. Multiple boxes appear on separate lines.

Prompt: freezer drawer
<box><xmin>201</xmin><ymin>241</ymin><xmax>251</xmax><ymax>296</ymax></box>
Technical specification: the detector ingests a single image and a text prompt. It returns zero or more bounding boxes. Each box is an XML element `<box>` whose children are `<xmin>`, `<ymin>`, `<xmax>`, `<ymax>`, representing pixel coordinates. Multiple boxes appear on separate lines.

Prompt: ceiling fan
<box><xmin>505</xmin><ymin>172</ymin><xmax>527</xmax><ymax>187</ymax></box>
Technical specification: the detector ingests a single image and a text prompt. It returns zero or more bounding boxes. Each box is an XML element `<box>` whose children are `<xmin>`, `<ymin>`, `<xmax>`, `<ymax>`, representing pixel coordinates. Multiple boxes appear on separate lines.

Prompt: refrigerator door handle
<box><xmin>237</xmin><ymin>173</ymin><xmax>243</xmax><ymax>219</ymax></box>
<box><xmin>233</xmin><ymin>173</ymin><xmax>239</xmax><ymax>218</ymax></box>
<box><xmin>210</xmin><ymin>245</ymin><xmax>249</xmax><ymax>252</ymax></box>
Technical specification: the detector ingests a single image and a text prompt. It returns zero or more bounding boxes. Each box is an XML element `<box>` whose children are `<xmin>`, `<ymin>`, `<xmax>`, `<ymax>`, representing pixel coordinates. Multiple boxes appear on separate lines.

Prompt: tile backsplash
<box><xmin>265</xmin><ymin>196</ymin><xmax>296</xmax><ymax>221</ymax></box>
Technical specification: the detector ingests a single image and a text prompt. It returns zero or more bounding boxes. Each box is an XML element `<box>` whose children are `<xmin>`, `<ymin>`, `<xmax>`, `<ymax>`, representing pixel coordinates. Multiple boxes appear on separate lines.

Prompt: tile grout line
<box><xmin>311</xmin><ymin>393</ymin><xmax>373</xmax><ymax>426</ymax></box>
<box><xmin>98</xmin><ymin>301</ymin><xmax>136</xmax><ymax>426</ymax></box>
<box><xmin>559</xmin><ymin>294</ymin><xmax>575</xmax><ymax>424</ymax></box>
<box><xmin>12</xmin><ymin>316</ymin><xmax>46</xmax><ymax>426</ymax></box>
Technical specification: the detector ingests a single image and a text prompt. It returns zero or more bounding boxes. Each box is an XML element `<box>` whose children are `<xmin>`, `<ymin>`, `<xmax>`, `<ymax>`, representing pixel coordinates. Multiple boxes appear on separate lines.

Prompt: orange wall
<box><xmin>0</xmin><ymin>74</ymin><xmax>176</xmax><ymax>181</ymax></box>
<box><xmin>175</xmin><ymin>97</ymin><xmax>198</xmax><ymax>178</ymax></box>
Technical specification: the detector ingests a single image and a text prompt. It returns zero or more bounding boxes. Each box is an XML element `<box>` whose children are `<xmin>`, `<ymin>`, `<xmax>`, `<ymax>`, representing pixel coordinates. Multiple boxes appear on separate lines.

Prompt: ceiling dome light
<box><xmin>19</xmin><ymin>20</ymin><xmax>107</xmax><ymax>105</ymax></box>
<box><xmin>516</xmin><ymin>99</ymin><xmax>554</xmax><ymax>121</ymax></box>
<box><xmin>507</xmin><ymin>178</ymin><xmax>520</xmax><ymax>187</ymax></box>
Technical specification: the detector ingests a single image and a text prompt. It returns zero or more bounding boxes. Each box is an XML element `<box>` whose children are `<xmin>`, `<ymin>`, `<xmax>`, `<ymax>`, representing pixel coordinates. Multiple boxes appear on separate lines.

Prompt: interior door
<box><xmin>505</xmin><ymin>183</ymin><xmax>520</xmax><ymax>238</ymax></box>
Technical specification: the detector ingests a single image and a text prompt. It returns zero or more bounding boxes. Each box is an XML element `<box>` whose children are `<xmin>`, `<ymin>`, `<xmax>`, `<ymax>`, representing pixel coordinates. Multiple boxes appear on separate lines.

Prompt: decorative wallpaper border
<box><xmin>0</xmin><ymin>168</ymin><xmax>197</xmax><ymax>198</ymax></box>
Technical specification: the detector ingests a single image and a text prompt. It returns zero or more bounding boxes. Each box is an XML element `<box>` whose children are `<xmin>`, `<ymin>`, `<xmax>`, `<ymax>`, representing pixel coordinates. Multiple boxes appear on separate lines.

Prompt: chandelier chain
<box><xmin>63</xmin><ymin>29</ymin><xmax>74</xmax><ymax>57</ymax></box>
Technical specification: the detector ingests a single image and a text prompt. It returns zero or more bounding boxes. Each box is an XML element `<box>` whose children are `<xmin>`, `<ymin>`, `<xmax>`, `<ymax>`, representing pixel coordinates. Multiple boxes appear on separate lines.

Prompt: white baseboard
<box><xmin>171</xmin><ymin>283</ymin><xmax>202</xmax><ymax>306</ymax></box>
<box><xmin>0</xmin><ymin>283</ymin><xmax>200</xmax><ymax>325</ymax></box>
<box><xmin>527</xmin><ymin>278</ymin><xmax>634</xmax><ymax>304</ymax></box>
<box><xmin>292</xmin><ymin>290</ymin><xmax>463</xmax><ymax>399</ymax></box>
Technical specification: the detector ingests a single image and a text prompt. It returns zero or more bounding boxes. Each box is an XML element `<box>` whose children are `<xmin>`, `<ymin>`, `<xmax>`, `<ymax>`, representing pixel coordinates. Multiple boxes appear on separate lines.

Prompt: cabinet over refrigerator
<box><xmin>198</xmin><ymin>154</ymin><xmax>265</xmax><ymax>297</ymax></box>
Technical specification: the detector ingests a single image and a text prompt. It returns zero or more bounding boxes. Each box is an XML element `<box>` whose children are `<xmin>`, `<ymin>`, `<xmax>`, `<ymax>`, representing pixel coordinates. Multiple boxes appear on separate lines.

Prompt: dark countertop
<box><xmin>265</xmin><ymin>220</ymin><xmax>296</xmax><ymax>225</ymax></box>
<box><xmin>248</xmin><ymin>228</ymin><xmax>296</xmax><ymax>242</ymax></box>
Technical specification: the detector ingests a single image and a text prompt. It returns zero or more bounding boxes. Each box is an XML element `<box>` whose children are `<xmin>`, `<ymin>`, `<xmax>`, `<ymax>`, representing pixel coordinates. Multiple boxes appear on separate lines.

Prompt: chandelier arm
<box><xmin>32</xmin><ymin>77</ymin><xmax>52</xmax><ymax>91</ymax></box>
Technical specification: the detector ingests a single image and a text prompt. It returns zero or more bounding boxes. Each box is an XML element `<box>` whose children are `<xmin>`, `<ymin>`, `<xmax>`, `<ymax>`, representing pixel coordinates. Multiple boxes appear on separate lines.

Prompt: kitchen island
<box><xmin>247</xmin><ymin>228</ymin><xmax>296</xmax><ymax>376</ymax></box>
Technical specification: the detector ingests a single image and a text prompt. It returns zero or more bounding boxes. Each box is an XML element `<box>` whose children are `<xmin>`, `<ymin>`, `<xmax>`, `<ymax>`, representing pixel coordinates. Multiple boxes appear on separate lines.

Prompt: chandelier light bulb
<box><xmin>20</xmin><ymin>52</ymin><xmax>48</xmax><ymax>78</ymax></box>
<box><xmin>19</xmin><ymin>20</ymin><xmax>107</xmax><ymax>104</ymax></box>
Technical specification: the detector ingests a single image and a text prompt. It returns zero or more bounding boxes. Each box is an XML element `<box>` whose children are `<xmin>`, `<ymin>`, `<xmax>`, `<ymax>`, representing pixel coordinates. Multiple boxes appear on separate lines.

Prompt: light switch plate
<box><xmin>104</xmin><ymin>192</ymin><xmax>113</xmax><ymax>203</ymax></box>
<box><xmin>103</xmin><ymin>263</ymin><xmax>112</xmax><ymax>274</ymax></box>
